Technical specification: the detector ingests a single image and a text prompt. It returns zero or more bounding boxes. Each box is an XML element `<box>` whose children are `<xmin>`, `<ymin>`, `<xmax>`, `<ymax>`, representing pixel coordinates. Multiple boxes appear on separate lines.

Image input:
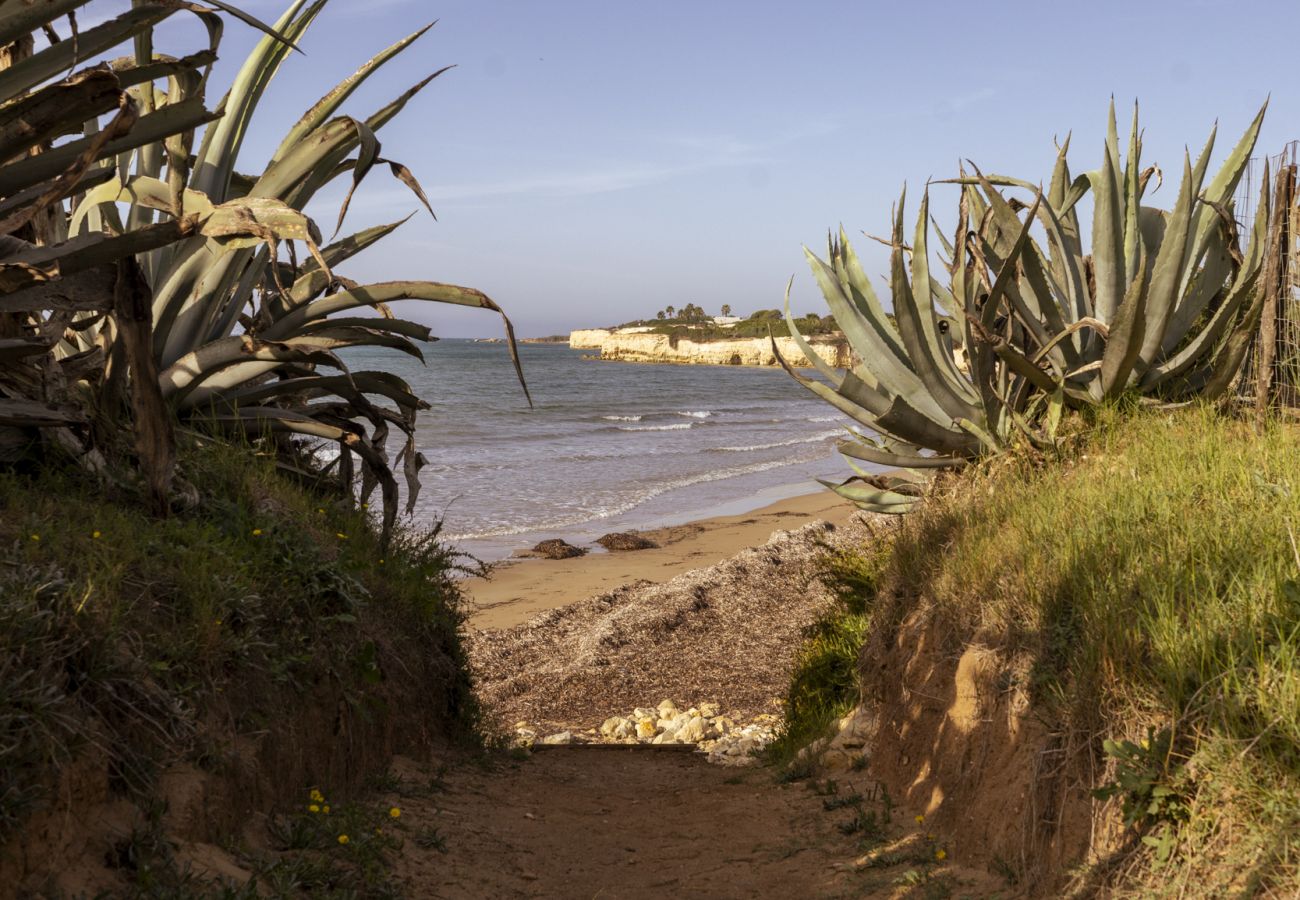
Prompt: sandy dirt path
<box><xmin>388</xmin><ymin>750</ymin><xmax>860</xmax><ymax>899</ymax></box>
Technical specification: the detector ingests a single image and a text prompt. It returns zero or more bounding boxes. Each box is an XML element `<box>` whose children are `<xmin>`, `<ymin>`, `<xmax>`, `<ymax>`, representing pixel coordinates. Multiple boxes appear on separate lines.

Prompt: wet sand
<box><xmin>463</xmin><ymin>490</ymin><xmax>857</xmax><ymax>629</ymax></box>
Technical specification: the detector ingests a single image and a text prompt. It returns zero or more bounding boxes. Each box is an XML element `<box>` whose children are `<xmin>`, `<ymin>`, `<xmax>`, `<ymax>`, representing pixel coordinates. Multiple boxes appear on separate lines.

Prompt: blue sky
<box><xmin>133</xmin><ymin>1</ymin><xmax>1300</xmax><ymax>336</ymax></box>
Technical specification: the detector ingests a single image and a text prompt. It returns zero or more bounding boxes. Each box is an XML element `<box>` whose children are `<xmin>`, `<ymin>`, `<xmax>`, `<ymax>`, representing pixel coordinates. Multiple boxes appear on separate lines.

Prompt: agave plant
<box><xmin>66</xmin><ymin>0</ymin><xmax>529</xmax><ymax>535</ymax></box>
<box><xmin>0</xmin><ymin>1</ymin><xmax>302</xmax><ymax>472</ymax></box>
<box><xmin>781</xmin><ymin>102</ymin><xmax>1273</xmax><ymax>512</ymax></box>
<box><xmin>1</xmin><ymin>1</ymin><xmax>527</xmax><ymax>539</ymax></box>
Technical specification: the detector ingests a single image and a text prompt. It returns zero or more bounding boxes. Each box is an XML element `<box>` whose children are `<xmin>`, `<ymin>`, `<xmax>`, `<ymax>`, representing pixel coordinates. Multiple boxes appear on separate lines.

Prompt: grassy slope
<box><xmin>0</xmin><ymin>444</ymin><xmax>478</xmax><ymax>895</ymax></box>
<box><xmin>780</xmin><ymin>406</ymin><xmax>1300</xmax><ymax>895</ymax></box>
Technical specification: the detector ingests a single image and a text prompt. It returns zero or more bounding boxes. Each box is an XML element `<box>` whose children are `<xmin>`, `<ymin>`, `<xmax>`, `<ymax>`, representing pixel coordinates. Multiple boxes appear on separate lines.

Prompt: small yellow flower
<box><xmin>214</xmin><ymin>619</ymin><xmax>223</xmax><ymax>627</ymax></box>
<box><xmin>335</xmin><ymin>533</ymin><xmax>348</xmax><ymax>540</ymax></box>
<box><xmin>92</xmin><ymin>530</ymin><xmax>102</xmax><ymax>539</ymax></box>
<box><xmin>361</xmin><ymin>502</ymin><xmax>368</xmax><ymax>509</ymax></box>
<box><xmin>389</xmin><ymin>807</ymin><xmax>401</xmax><ymax>819</ymax></box>
<box><xmin>308</xmin><ymin>804</ymin><xmax>320</xmax><ymax>813</ymax></box>
<box><xmin>29</xmin><ymin>533</ymin><xmax>39</xmax><ymax>542</ymax></box>
<box><xmin>317</xmin><ymin>508</ymin><xmax>326</xmax><ymax>515</ymax></box>
<box><xmin>378</xmin><ymin>558</ymin><xmax>385</xmax><ymax>565</ymax></box>
<box><xmin>935</xmin><ymin>849</ymin><xmax>947</xmax><ymax>861</ymax></box>
<box><xmin>323</xmin><ymin>805</ymin><xmax>330</xmax><ymax>814</ymax></box>
<box><xmin>337</xmin><ymin>834</ymin><xmax>349</xmax><ymax>845</ymax></box>
<box><xmin>310</xmin><ymin>789</ymin><xmax>325</xmax><ymax>802</ymax></box>
<box><xmin>252</xmin><ymin>528</ymin><xmax>263</xmax><ymax>536</ymax></box>
<box><xmin>914</xmin><ymin>814</ymin><xmax>925</xmax><ymax>825</ymax></box>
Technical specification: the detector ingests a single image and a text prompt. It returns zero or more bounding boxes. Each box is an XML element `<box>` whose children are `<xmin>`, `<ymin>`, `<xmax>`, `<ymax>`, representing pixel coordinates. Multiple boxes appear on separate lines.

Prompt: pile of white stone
<box><xmin>513</xmin><ymin>699</ymin><xmax>781</xmax><ymax>767</ymax></box>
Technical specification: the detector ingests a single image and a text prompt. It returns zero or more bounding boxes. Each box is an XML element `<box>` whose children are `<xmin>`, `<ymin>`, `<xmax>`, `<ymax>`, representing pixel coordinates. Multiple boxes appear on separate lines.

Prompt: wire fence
<box><xmin>1235</xmin><ymin>141</ymin><xmax>1300</xmax><ymax>414</ymax></box>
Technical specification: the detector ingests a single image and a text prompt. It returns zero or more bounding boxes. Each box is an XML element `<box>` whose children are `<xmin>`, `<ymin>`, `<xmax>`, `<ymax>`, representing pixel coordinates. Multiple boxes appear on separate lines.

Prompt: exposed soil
<box><xmin>381</xmin><ymin>751</ymin><xmax>1004</xmax><ymax>900</ymax></box>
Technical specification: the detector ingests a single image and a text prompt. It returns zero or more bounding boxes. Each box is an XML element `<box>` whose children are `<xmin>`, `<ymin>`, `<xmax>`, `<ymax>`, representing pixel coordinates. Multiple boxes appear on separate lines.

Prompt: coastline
<box><xmin>463</xmin><ymin>488</ymin><xmax>857</xmax><ymax>629</ymax></box>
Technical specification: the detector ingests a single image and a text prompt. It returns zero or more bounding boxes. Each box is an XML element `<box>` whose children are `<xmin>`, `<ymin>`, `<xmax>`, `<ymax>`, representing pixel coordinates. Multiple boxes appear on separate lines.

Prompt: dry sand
<box><xmin>463</xmin><ymin>490</ymin><xmax>858</xmax><ymax>629</ymax></box>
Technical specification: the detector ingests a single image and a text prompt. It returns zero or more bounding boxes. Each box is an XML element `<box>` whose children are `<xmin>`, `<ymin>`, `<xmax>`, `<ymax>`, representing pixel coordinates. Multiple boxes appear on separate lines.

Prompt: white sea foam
<box><xmin>807</xmin><ymin>414</ymin><xmax>842</xmax><ymax>422</ymax></box>
<box><xmin>444</xmin><ymin>454</ymin><xmax>825</xmax><ymax>542</ymax></box>
<box><xmin>619</xmin><ymin>423</ymin><xmax>693</xmax><ymax>432</ymax></box>
<box><xmin>714</xmin><ymin>429</ymin><xmax>842</xmax><ymax>452</ymax></box>
<box><xmin>676</xmin><ymin>410</ymin><xmax>713</xmax><ymax>418</ymax></box>
<box><xmin>601</xmin><ymin>414</ymin><xmax>643</xmax><ymax>421</ymax></box>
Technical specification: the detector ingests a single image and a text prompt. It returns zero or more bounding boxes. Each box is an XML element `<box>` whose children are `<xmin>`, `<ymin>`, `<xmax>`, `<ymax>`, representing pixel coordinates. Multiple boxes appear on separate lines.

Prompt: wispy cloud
<box><xmin>422</xmin><ymin>122</ymin><xmax>841</xmax><ymax>204</ymax></box>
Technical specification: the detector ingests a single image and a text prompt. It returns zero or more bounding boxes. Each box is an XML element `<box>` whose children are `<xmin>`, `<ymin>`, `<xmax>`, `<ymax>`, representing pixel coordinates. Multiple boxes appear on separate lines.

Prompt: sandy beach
<box><xmin>463</xmin><ymin>489</ymin><xmax>857</xmax><ymax>629</ymax></box>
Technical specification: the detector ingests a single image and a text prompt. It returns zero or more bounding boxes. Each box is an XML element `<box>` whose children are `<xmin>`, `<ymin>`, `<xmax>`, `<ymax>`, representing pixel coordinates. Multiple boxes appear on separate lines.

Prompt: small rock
<box><xmin>633</xmin><ymin>707</ymin><xmax>657</xmax><ymax>720</ymax></box>
<box><xmin>541</xmin><ymin>731</ymin><xmax>574</xmax><ymax>745</ymax></box>
<box><xmin>674</xmin><ymin>715</ymin><xmax>707</xmax><ymax>743</ymax></box>
<box><xmin>529</xmin><ymin>539</ymin><xmax>587</xmax><ymax>559</ymax></box>
<box><xmin>657</xmin><ymin>699</ymin><xmax>679</xmax><ymax>716</ymax></box>
<box><xmin>698</xmin><ymin>703</ymin><xmax>720</xmax><ymax>719</ymax></box>
<box><xmin>595</xmin><ymin>532</ymin><xmax>658</xmax><ymax>552</ymax></box>
<box><xmin>636</xmin><ymin>718</ymin><xmax>656</xmax><ymax>739</ymax></box>
<box><xmin>612</xmin><ymin>719</ymin><xmax>637</xmax><ymax>740</ymax></box>
<box><xmin>599</xmin><ymin>716</ymin><xmax>626</xmax><ymax>737</ymax></box>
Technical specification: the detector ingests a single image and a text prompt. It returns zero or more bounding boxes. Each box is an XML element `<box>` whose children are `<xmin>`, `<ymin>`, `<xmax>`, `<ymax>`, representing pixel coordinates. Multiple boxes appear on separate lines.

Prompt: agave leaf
<box><xmin>837</xmin><ymin>438</ymin><xmax>963</xmax><ymax>469</ymax></box>
<box><xmin>0</xmin><ymin>3</ymin><xmax>176</xmax><ymax>101</ymax></box>
<box><xmin>0</xmin><ymin>0</ymin><xmax>89</xmax><ymax>47</ymax></box>
<box><xmin>257</xmin><ymin>279</ymin><xmax>531</xmax><ymax>407</ymax></box>
<box><xmin>199</xmin><ymin>197</ymin><xmax>315</xmax><ymax>246</ymax></box>
<box><xmin>0</xmin><ymin>397</ymin><xmax>86</xmax><ymax>427</ymax></box>
<box><xmin>892</xmin><ymin>189</ymin><xmax>980</xmax><ymax>417</ymax></box>
<box><xmin>270</xmin><ymin>23</ymin><xmax>437</xmax><ymax>164</ymax></box>
<box><xmin>1099</xmin><ymin>240</ymin><xmax>1148</xmax><ymax>395</ymax></box>
<box><xmin>782</xmin><ymin>277</ymin><xmax>844</xmax><ymax>385</ymax></box>
<box><xmin>820</xmin><ymin>478</ymin><xmax>919</xmax><ymax>513</ymax></box>
<box><xmin>803</xmin><ymin>244</ymin><xmax>949</xmax><ymax>424</ymax></box>
<box><xmin>834</xmin><ymin>227</ymin><xmax>906</xmax><ymax>356</ymax></box>
<box><xmin>1130</xmin><ymin>152</ymin><xmax>1199</xmax><ymax>377</ymax></box>
<box><xmin>160</xmin><ymin>333</ymin><xmax>352</xmax><ymax>403</ymax></box>
<box><xmin>1122</xmin><ymin>101</ymin><xmax>1142</xmax><ymax>283</ymax></box>
<box><xmin>70</xmin><ymin>176</ymin><xmax>215</xmax><ymax>235</ymax></box>
<box><xmin>1143</xmin><ymin>166</ymin><xmax>1271</xmax><ymax>389</ymax></box>
<box><xmin>1087</xmin><ymin>145</ymin><xmax>1125</xmax><ymax>323</ymax></box>
<box><xmin>192</xmin><ymin>0</ymin><xmax>323</xmax><ymax>201</ymax></box>
<box><xmin>210</xmin><ymin>371</ymin><xmax>426</xmax><ymax>415</ymax></box>
<box><xmin>0</xmin><ymin>98</ymin><xmax>218</xmax><ymax>197</ymax></box>
<box><xmin>0</xmin><ymin>66</ymin><xmax>123</xmax><ymax>159</ymax></box>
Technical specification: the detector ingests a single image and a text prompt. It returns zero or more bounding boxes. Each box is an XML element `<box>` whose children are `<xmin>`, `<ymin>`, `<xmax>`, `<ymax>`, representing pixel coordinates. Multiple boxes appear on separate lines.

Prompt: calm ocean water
<box><xmin>343</xmin><ymin>340</ymin><xmax>868</xmax><ymax>561</ymax></box>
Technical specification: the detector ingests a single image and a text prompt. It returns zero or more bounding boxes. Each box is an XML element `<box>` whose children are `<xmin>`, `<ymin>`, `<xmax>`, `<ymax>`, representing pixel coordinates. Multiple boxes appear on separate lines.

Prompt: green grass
<box><xmin>0</xmin><ymin>440</ymin><xmax>479</xmax><ymax>872</ymax></box>
<box><xmin>862</xmin><ymin>404</ymin><xmax>1300</xmax><ymax>895</ymax></box>
<box><xmin>766</xmin><ymin>545</ymin><xmax>886</xmax><ymax>769</ymax></box>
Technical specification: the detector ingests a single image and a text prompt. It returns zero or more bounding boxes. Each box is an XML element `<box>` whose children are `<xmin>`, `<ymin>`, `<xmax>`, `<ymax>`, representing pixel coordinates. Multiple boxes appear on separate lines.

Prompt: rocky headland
<box><xmin>568</xmin><ymin>327</ymin><xmax>850</xmax><ymax>367</ymax></box>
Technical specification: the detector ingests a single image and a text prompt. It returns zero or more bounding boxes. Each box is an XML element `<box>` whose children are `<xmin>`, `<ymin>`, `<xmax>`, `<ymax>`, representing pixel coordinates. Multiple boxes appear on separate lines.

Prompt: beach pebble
<box><xmin>526</xmin><ymin>700</ymin><xmax>779</xmax><ymax>763</ymax></box>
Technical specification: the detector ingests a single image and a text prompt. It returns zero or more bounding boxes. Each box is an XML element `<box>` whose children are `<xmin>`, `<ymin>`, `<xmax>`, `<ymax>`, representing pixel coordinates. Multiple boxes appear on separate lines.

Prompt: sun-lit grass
<box><xmin>767</xmin><ymin>545</ymin><xmax>886</xmax><ymax>768</ymax></box>
<box><xmin>869</xmin><ymin>403</ymin><xmax>1300</xmax><ymax>895</ymax></box>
